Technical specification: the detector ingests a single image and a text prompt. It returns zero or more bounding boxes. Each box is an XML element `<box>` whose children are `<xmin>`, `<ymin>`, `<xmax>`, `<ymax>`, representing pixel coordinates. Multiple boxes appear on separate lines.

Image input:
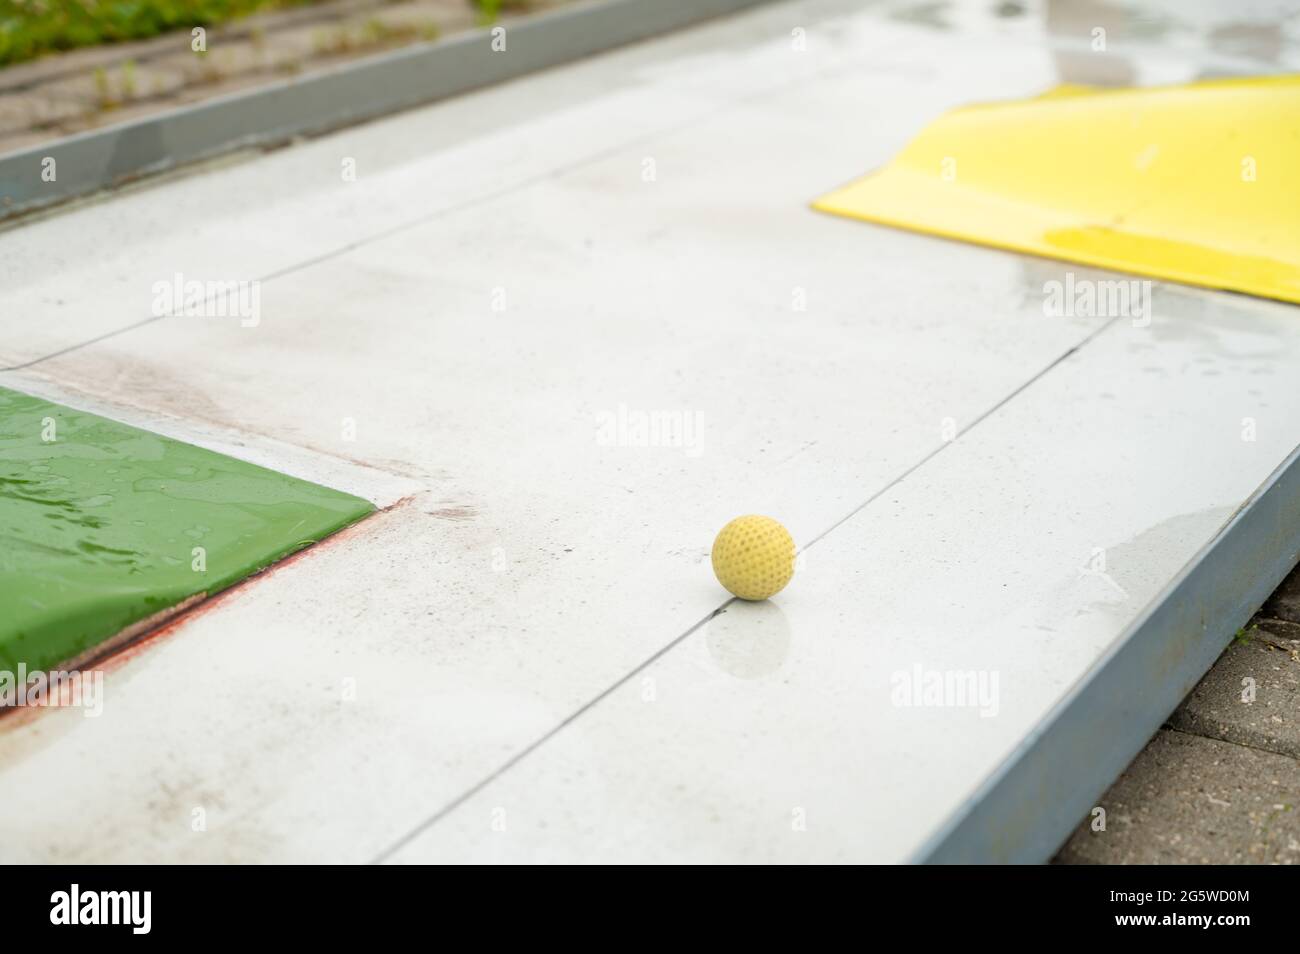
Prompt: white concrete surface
<box><xmin>0</xmin><ymin>0</ymin><xmax>1297</xmax><ymax>862</ymax></box>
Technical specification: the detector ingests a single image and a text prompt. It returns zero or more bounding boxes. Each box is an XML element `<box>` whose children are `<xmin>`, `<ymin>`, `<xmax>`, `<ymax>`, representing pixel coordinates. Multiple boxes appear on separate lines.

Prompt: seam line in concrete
<box><xmin>2</xmin><ymin>50</ymin><xmax>864</xmax><ymax>375</ymax></box>
<box><xmin>368</xmin><ymin>318</ymin><xmax>1121</xmax><ymax>863</ymax></box>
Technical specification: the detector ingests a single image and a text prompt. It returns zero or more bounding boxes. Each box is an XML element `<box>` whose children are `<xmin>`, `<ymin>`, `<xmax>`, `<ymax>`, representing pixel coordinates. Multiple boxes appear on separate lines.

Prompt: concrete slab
<box><xmin>0</xmin><ymin>502</ymin><xmax>638</xmax><ymax>863</ymax></box>
<box><xmin>2</xmin><ymin>0</ymin><xmax>1273</xmax><ymax>368</ymax></box>
<box><xmin>0</xmin><ymin>28</ymin><xmax>756</xmax><ymax>366</ymax></box>
<box><xmin>1</xmin><ymin>0</ymin><xmax>1298</xmax><ymax>863</ymax></box>
<box><xmin>1054</xmin><ymin>730</ymin><xmax>1300</xmax><ymax>865</ymax></box>
<box><xmin>378</xmin><ymin>292</ymin><xmax>1300</xmax><ymax>863</ymax></box>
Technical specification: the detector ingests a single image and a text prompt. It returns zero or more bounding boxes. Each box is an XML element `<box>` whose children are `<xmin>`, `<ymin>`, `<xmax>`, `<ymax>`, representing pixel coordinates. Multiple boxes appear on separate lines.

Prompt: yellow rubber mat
<box><xmin>814</xmin><ymin>75</ymin><xmax>1300</xmax><ymax>305</ymax></box>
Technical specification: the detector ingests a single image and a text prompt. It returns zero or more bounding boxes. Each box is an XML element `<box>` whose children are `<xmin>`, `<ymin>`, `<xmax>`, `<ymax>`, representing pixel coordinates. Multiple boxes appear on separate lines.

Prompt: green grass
<box><xmin>0</xmin><ymin>0</ymin><xmax>324</xmax><ymax>68</ymax></box>
<box><xmin>472</xmin><ymin>0</ymin><xmax>534</xmax><ymax>27</ymax></box>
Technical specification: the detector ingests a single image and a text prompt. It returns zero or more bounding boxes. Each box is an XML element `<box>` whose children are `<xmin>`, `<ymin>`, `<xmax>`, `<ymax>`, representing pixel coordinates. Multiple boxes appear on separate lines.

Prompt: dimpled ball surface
<box><xmin>711</xmin><ymin>515</ymin><xmax>795</xmax><ymax>601</ymax></box>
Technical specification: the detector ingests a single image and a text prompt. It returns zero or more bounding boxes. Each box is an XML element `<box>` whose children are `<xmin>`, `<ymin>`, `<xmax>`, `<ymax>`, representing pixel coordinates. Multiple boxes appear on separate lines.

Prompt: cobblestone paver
<box><xmin>1167</xmin><ymin>624</ymin><xmax>1300</xmax><ymax>759</ymax></box>
<box><xmin>1055</xmin><ymin>730</ymin><xmax>1300</xmax><ymax>864</ymax></box>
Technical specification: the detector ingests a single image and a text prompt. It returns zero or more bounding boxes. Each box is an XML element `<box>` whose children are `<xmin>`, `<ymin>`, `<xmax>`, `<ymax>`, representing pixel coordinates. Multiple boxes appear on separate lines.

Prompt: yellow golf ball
<box><xmin>711</xmin><ymin>515</ymin><xmax>795</xmax><ymax>601</ymax></box>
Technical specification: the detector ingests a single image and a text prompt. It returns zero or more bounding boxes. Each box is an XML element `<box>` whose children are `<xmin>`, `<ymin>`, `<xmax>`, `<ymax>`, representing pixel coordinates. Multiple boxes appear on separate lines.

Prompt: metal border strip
<box><xmin>913</xmin><ymin>442</ymin><xmax>1300</xmax><ymax>863</ymax></box>
<box><xmin>0</xmin><ymin>0</ymin><xmax>780</xmax><ymax>219</ymax></box>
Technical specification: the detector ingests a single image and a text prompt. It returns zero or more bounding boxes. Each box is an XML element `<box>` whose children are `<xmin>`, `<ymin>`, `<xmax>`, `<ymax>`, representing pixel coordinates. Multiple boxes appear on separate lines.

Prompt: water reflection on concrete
<box><xmin>704</xmin><ymin>601</ymin><xmax>791</xmax><ymax>679</ymax></box>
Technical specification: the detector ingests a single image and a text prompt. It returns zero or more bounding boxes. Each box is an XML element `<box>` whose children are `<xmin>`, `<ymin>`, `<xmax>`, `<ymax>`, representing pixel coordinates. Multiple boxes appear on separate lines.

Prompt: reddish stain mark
<box><xmin>98</xmin><ymin>497</ymin><xmax>408</xmax><ymax>673</ymax></box>
<box><xmin>426</xmin><ymin>505</ymin><xmax>477</xmax><ymax>522</ymax></box>
<box><xmin>0</xmin><ymin>496</ymin><xmax>412</xmax><ymax>728</ymax></box>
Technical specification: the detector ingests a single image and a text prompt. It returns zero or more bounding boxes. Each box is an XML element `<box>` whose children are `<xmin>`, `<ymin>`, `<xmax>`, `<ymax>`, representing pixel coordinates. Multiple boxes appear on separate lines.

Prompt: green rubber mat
<box><xmin>0</xmin><ymin>386</ymin><xmax>374</xmax><ymax>675</ymax></box>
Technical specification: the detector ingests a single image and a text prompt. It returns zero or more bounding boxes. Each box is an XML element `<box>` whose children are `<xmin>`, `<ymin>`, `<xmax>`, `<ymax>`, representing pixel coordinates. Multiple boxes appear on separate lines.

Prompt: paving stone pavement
<box><xmin>1055</xmin><ymin>564</ymin><xmax>1300</xmax><ymax>864</ymax></box>
<box><xmin>1169</xmin><ymin>624</ymin><xmax>1300</xmax><ymax>759</ymax></box>
<box><xmin>1054</xmin><ymin>730</ymin><xmax>1300</xmax><ymax>864</ymax></box>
